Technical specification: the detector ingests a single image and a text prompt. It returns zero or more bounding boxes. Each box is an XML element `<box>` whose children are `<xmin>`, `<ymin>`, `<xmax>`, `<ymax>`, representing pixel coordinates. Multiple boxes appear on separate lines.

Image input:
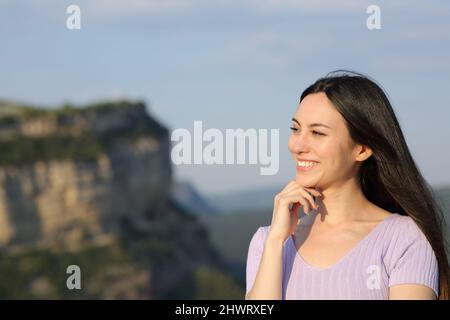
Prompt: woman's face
<box><xmin>288</xmin><ymin>92</ymin><xmax>368</xmax><ymax>190</ymax></box>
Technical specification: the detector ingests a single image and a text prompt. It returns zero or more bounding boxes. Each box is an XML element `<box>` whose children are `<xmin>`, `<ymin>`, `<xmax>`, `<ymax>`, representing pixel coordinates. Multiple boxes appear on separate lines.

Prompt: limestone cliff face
<box><xmin>0</xmin><ymin>101</ymin><xmax>242</xmax><ymax>299</ymax></box>
<box><xmin>0</xmin><ymin>101</ymin><xmax>172</xmax><ymax>248</ymax></box>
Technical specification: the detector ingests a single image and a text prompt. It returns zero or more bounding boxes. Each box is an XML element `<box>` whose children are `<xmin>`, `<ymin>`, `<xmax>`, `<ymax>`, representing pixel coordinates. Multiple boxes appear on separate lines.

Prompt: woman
<box><xmin>245</xmin><ymin>71</ymin><xmax>449</xmax><ymax>300</ymax></box>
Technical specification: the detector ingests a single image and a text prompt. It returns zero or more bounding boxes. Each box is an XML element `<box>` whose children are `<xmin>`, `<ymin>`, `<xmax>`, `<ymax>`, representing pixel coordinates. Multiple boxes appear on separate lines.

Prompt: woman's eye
<box><xmin>312</xmin><ymin>131</ymin><xmax>325</xmax><ymax>136</ymax></box>
<box><xmin>289</xmin><ymin>127</ymin><xmax>298</xmax><ymax>132</ymax></box>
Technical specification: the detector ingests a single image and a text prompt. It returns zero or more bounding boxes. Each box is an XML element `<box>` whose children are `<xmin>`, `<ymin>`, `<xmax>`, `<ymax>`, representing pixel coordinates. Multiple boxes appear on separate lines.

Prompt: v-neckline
<box><xmin>289</xmin><ymin>213</ymin><xmax>398</xmax><ymax>271</ymax></box>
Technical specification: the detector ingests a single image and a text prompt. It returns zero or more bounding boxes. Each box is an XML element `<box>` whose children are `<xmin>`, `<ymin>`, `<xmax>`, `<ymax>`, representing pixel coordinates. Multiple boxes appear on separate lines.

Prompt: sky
<box><xmin>1</xmin><ymin>0</ymin><xmax>450</xmax><ymax>195</ymax></box>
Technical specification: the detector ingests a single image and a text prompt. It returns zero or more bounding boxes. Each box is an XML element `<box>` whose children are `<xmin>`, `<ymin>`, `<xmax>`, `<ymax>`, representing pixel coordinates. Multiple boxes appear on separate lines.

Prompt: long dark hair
<box><xmin>300</xmin><ymin>70</ymin><xmax>449</xmax><ymax>300</ymax></box>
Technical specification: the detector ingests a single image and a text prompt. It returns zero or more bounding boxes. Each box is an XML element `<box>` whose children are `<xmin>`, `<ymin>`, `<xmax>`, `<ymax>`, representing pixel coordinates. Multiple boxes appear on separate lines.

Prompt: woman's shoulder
<box><xmin>252</xmin><ymin>225</ymin><xmax>271</xmax><ymax>242</ymax></box>
<box><xmin>382</xmin><ymin>213</ymin><xmax>435</xmax><ymax>261</ymax></box>
<box><xmin>385</xmin><ymin>213</ymin><xmax>426</xmax><ymax>240</ymax></box>
<box><xmin>248</xmin><ymin>226</ymin><xmax>271</xmax><ymax>253</ymax></box>
<box><xmin>383</xmin><ymin>213</ymin><xmax>439</xmax><ymax>295</ymax></box>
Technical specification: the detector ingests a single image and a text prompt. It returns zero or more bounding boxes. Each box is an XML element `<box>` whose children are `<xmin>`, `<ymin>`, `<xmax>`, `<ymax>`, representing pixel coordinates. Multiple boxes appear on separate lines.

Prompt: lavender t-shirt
<box><xmin>245</xmin><ymin>213</ymin><xmax>439</xmax><ymax>299</ymax></box>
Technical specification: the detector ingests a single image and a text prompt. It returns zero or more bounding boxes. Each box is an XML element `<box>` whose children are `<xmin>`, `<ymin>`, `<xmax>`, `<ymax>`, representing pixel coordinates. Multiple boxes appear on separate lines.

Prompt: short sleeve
<box><xmin>388</xmin><ymin>218</ymin><xmax>439</xmax><ymax>297</ymax></box>
<box><xmin>245</xmin><ymin>227</ymin><xmax>266</xmax><ymax>296</ymax></box>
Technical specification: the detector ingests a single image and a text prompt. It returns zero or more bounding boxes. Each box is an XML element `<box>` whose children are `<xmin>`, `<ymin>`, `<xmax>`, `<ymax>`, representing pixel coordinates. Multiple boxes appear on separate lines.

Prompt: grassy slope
<box><xmin>0</xmin><ymin>234</ymin><xmax>244</xmax><ymax>299</ymax></box>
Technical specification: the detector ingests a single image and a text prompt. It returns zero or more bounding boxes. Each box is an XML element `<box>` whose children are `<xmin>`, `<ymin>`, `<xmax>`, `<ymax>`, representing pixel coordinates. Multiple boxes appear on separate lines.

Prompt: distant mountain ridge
<box><xmin>207</xmin><ymin>186</ymin><xmax>280</xmax><ymax>213</ymax></box>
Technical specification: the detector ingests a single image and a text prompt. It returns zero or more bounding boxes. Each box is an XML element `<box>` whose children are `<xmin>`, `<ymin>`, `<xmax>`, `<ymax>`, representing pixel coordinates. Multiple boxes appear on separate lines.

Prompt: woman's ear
<box><xmin>355</xmin><ymin>144</ymin><xmax>373</xmax><ymax>162</ymax></box>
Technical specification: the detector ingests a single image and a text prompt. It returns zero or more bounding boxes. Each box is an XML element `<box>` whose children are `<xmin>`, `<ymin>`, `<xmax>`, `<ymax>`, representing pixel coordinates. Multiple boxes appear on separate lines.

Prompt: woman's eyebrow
<box><xmin>291</xmin><ymin>118</ymin><xmax>331</xmax><ymax>129</ymax></box>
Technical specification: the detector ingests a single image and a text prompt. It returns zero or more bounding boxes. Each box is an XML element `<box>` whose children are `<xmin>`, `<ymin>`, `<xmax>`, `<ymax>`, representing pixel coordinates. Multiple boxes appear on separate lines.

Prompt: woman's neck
<box><xmin>313</xmin><ymin>178</ymin><xmax>377</xmax><ymax>226</ymax></box>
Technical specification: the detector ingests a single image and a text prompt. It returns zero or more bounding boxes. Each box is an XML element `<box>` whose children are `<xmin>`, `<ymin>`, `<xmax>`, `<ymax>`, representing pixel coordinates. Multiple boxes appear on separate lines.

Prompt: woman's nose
<box><xmin>291</xmin><ymin>134</ymin><xmax>310</xmax><ymax>153</ymax></box>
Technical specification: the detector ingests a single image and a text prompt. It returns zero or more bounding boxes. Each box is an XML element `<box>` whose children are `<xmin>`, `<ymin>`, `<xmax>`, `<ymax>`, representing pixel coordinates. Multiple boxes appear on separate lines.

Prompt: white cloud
<box><xmin>27</xmin><ymin>0</ymin><xmax>366</xmax><ymax>21</ymax></box>
<box><xmin>214</xmin><ymin>29</ymin><xmax>338</xmax><ymax>71</ymax></box>
<box><xmin>85</xmin><ymin>0</ymin><xmax>200</xmax><ymax>18</ymax></box>
<box><xmin>245</xmin><ymin>0</ymin><xmax>362</xmax><ymax>14</ymax></box>
<box><xmin>83</xmin><ymin>0</ymin><xmax>364</xmax><ymax>17</ymax></box>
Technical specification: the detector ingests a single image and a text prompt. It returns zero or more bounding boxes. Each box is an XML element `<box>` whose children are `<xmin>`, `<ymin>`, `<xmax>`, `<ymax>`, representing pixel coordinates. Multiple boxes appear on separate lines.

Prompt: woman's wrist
<box><xmin>266</xmin><ymin>232</ymin><xmax>287</xmax><ymax>246</ymax></box>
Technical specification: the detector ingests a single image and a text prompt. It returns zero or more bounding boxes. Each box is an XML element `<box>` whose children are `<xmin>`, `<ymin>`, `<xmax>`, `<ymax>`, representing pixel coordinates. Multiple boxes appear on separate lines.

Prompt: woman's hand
<box><xmin>268</xmin><ymin>181</ymin><xmax>322</xmax><ymax>242</ymax></box>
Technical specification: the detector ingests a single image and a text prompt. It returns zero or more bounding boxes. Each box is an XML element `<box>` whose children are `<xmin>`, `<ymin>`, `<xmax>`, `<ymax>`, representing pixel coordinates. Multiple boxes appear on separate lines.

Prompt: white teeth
<box><xmin>297</xmin><ymin>161</ymin><xmax>319</xmax><ymax>167</ymax></box>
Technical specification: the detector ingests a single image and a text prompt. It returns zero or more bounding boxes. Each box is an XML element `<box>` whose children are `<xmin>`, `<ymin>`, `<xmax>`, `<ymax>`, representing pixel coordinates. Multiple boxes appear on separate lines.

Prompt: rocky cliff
<box><xmin>0</xmin><ymin>100</ymin><xmax>172</xmax><ymax>247</ymax></box>
<box><xmin>0</xmin><ymin>100</ymin><xmax>242</xmax><ymax>299</ymax></box>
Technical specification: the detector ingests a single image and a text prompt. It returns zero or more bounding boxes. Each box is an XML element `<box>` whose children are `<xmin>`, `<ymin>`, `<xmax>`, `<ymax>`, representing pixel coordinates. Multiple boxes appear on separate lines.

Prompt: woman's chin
<box><xmin>295</xmin><ymin>177</ymin><xmax>318</xmax><ymax>189</ymax></box>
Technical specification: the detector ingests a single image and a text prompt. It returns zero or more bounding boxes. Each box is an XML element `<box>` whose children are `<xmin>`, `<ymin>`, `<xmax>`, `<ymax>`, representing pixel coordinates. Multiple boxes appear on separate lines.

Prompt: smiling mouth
<box><xmin>296</xmin><ymin>160</ymin><xmax>319</xmax><ymax>171</ymax></box>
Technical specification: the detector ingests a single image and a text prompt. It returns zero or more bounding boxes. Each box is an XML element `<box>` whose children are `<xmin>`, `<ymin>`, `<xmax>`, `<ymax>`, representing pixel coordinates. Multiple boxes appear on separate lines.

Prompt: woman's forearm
<box><xmin>245</xmin><ymin>235</ymin><xmax>285</xmax><ymax>300</ymax></box>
